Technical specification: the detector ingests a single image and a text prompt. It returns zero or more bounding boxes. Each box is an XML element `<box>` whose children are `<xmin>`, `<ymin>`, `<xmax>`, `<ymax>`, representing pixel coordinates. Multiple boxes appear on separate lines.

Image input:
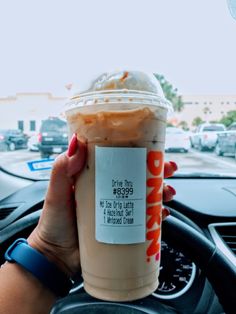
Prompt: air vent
<box><xmin>209</xmin><ymin>222</ymin><xmax>236</xmax><ymax>265</ymax></box>
<box><xmin>0</xmin><ymin>205</ymin><xmax>18</xmax><ymax>220</ymax></box>
<box><xmin>216</xmin><ymin>225</ymin><xmax>236</xmax><ymax>256</ymax></box>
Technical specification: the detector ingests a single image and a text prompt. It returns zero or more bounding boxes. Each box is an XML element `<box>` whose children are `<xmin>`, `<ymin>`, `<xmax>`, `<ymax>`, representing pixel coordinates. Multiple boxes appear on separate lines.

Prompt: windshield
<box><xmin>0</xmin><ymin>130</ymin><xmax>22</xmax><ymax>134</ymax></box>
<box><xmin>202</xmin><ymin>126</ymin><xmax>225</xmax><ymax>132</ymax></box>
<box><xmin>41</xmin><ymin>120</ymin><xmax>67</xmax><ymax>133</ymax></box>
<box><xmin>0</xmin><ymin>0</ymin><xmax>236</xmax><ymax>180</ymax></box>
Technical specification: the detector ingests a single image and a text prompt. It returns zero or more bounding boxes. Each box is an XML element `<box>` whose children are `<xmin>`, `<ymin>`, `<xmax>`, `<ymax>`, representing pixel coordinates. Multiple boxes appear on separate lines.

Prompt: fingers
<box><xmin>44</xmin><ymin>135</ymin><xmax>87</xmax><ymax>208</ymax></box>
<box><xmin>164</xmin><ymin>161</ymin><xmax>178</xmax><ymax>178</ymax></box>
<box><xmin>163</xmin><ymin>160</ymin><xmax>177</xmax><ymax>201</ymax></box>
<box><xmin>162</xmin><ymin>161</ymin><xmax>177</xmax><ymax>221</ymax></box>
<box><xmin>67</xmin><ymin>138</ymin><xmax>87</xmax><ymax>177</ymax></box>
<box><xmin>163</xmin><ymin>184</ymin><xmax>176</xmax><ymax>202</ymax></box>
<box><xmin>67</xmin><ymin>133</ymin><xmax>78</xmax><ymax>157</ymax></box>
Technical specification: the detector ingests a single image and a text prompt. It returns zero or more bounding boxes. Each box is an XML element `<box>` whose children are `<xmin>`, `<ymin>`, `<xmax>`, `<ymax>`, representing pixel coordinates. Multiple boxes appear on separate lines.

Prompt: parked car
<box><xmin>0</xmin><ymin>129</ymin><xmax>28</xmax><ymax>151</ymax></box>
<box><xmin>165</xmin><ymin>127</ymin><xmax>190</xmax><ymax>153</ymax></box>
<box><xmin>215</xmin><ymin>122</ymin><xmax>236</xmax><ymax>158</ymax></box>
<box><xmin>38</xmin><ymin>117</ymin><xmax>68</xmax><ymax>158</ymax></box>
<box><xmin>27</xmin><ymin>134</ymin><xmax>39</xmax><ymax>152</ymax></box>
<box><xmin>190</xmin><ymin>123</ymin><xmax>226</xmax><ymax>151</ymax></box>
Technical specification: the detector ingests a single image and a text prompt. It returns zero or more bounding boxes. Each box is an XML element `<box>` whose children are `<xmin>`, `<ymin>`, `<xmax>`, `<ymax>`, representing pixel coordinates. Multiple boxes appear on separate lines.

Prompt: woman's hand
<box><xmin>28</xmin><ymin>135</ymin><xmax>87</xmax><ymax>277</ymax></box>
<box><xmin>28</xmin><ymin>135</ymin><xmax>177</xmax><ymax>277</ymax></box>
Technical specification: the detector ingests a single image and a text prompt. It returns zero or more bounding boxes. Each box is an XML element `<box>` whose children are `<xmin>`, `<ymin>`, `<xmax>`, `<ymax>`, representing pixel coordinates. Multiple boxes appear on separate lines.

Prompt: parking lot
<box><xmin>0</xmin><ymin>148</ymin><xmax>235</xmax><ymax>179</ymax></box>
<box><xmin>165</xmin><ymin>149</ymin><xmax>236</xmax><ymax>175</ymax></box>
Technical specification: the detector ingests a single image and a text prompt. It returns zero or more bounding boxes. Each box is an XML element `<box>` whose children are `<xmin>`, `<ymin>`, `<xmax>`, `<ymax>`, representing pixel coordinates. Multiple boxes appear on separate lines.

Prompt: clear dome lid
<box><xmin>65</xmin><ymin>70</ymin><xmax>173</xmax><ymax>112</ymax></box>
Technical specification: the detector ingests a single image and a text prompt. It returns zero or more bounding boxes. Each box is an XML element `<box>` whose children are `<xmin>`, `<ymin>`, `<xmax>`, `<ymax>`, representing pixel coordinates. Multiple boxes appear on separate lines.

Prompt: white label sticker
<box><xmin>95</xmin><ymin>147</ymin><xmax>147</xmax><ymax>244</ymax></box>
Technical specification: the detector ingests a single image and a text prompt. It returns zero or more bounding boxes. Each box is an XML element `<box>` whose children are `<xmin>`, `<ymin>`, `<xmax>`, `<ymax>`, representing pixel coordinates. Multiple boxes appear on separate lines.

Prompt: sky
<box><xmin>0</xmin><ymin>0</ymin><xmax>236</xmax><ymax>97</ymax></box>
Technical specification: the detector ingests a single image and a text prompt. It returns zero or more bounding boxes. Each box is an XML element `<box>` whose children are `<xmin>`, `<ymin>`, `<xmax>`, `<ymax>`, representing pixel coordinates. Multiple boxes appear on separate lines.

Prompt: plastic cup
<box><xmin>65</xmin><ymin>71</ymin><xmax>172</xmax><ymax>301</ymax></box>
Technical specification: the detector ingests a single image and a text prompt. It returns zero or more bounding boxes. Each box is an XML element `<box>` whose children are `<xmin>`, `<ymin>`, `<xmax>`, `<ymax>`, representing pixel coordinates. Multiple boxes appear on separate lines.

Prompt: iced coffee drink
<box><xmin>65</xmin><ymin>71</ymin><xmax>172</xmax><ymax>301</ymax></box>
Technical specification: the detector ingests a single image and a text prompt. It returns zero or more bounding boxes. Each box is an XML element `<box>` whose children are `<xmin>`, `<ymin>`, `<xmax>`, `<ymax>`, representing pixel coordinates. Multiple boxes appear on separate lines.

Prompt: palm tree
<box><xmin>154</xmin><ymin>74</ymin><xmax>184</xmax><ymax>112</ymax></box>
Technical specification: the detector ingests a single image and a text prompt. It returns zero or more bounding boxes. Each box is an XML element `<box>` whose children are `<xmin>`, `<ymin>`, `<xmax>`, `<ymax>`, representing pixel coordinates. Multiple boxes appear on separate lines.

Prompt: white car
<box><xmin>190</xmin><ymin>123</ymin><xmax>226</xmax><ymax>151</ymax></box>
<box><xmin>165</xmin><ymin>127</ymin><xmax>191</xmax><ymax>153</ymax></box>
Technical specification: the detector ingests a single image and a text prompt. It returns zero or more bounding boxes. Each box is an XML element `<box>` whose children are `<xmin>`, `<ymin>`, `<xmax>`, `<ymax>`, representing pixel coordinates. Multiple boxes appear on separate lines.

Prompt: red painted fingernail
<box><xmin>166</xmin><ymin>185</ymin><xmax>176</xmax><ymax>195</ymax></box>
<box><xmin>155</xmin><ymin>252</ymin><xmax>160</xmax><ymax>261</ymax></box>
<box><xmin>162</xmin><ymin>208</ymin><xmax>170</xmax><ymax>221</ymax></box>
<box><xmin>67</xmin><ymin>134</ymin><xmax>78</xmax><ymax>157</ymax></box>
<box><xmin>169</xmin><ymin>161</ymin><xmax>178</xmax><ymax>171</ymax></box>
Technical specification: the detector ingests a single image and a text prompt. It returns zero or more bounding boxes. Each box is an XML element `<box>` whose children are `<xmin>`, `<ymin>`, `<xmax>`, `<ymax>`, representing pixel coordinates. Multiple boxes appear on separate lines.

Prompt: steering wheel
<box><xmin>50</xmin><ymin>215</ymin><xmax>236</xmax><ymax>314</ymax></box>
<box><xmin>163</xmin><ymin>216</ymin><xmax>236</xmax><ymax>314</ymax></box>
<box><xmin>1</xmin><ymin>210</ymin><xmax>235</xmax><ymax>314</ymax></box>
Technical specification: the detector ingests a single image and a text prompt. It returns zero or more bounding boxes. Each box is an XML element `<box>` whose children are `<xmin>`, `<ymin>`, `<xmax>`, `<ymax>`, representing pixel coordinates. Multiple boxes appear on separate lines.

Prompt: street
<box><xmin>0</xmin><ymin>148</ymin><xmax>235</xmax><ymax>179</ymax></box>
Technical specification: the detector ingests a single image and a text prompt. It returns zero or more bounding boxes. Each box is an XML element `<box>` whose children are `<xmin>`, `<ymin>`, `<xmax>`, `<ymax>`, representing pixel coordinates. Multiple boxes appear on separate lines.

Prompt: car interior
<box><xmin>0</xmin><ymin>167</ymin><xmax>235</xmax><ymax>313</ymax></box>
<box><xmin>0</xmin><ymin>1</ymin><xmax>236</xmax><ymax>314</ymax></box>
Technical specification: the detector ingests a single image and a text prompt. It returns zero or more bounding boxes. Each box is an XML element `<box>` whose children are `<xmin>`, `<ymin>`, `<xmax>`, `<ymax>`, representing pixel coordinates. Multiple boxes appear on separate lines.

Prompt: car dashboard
<box><xmin>0</xmin><ymin>171</ymin><xmax>235</xmax><ymax>314</ymax></box>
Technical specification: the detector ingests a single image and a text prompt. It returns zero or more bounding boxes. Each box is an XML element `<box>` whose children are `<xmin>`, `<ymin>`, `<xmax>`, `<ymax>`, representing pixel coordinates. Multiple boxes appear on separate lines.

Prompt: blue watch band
<box><xmin>4</xmin><ymin>238</ymin><xmax>73</xmax><ymax>297</ymax></box>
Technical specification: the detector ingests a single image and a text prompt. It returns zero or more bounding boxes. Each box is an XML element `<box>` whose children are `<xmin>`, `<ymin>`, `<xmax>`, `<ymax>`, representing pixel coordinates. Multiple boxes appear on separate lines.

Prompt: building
<box><xmin>171</xmin><ymin>95</ymin><xmax>236</xmax><ymax>129</ymax></box>
<box><xmin>0</xmin><ymin>93</ymin><xmax>235</xmax><ymax>135</ymax></box>
<box><xmin>0</xmin><ymin>93</ymin><xmax>66</xmax><ymax>135</ymax></box>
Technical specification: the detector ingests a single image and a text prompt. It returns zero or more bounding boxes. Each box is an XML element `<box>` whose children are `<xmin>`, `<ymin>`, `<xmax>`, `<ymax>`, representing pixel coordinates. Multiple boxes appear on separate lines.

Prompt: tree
<box><xmin>154</xmin><ymin>74</ymin><xmax>184</xmax><ymax>112</ymax></box>
<box><xmin>220</xmin><ymin>110</ymin><xmax>236</xmax><ymax>127</ymax></box>
<box><xmin>178</xmin><ymin>121</ymin><xmax>189</xmax><ymax>130</ymax></box>
<box><xmin>192</xmin><ymin>117</ymin><xmax>204</xmax><ymax>127</ymax></box>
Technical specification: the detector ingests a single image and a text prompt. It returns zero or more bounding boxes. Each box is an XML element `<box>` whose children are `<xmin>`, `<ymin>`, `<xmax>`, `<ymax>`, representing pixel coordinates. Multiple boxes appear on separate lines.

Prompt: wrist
<box><xmin>28</xmin><ymin>232</ymin><xmax>73</xmax><ymax>277</ymax></box>
<box><xmin>27</xmin><ymin>239</ymin><xmax>72</xmax><ymax>277</ymax></box>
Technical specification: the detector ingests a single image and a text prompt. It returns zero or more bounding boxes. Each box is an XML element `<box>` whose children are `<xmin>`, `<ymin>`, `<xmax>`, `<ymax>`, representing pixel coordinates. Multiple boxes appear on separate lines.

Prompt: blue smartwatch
<box><xmin>4</xmin><ymin>238</ymin><xmax>73</xmax><ymax>297</ymax></box>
